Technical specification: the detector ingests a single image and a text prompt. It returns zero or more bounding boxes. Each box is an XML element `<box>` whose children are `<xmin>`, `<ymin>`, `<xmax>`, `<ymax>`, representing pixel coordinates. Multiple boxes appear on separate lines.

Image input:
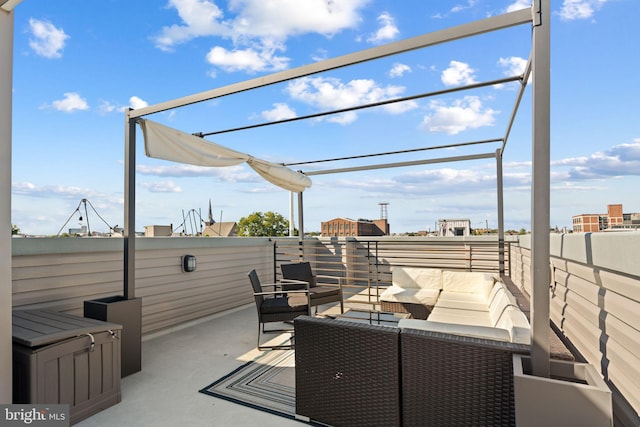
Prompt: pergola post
<box><xmin>124</xmin><ymin>109</ymin><xmax>136</xmax><ymax>299</ymax></box>
<box><xmin>530</xmin><ymin>0</ymin><xmax>551</xmax><ymax>378</ymax></box>
<box><xmin>0</xmin><ymin>3</ymin><xmax>20</xmax><ymax>403</ymax></box>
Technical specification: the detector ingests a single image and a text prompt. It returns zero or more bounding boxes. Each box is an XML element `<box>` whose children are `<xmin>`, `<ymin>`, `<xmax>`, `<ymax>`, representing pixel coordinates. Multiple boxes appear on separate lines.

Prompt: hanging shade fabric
<box><xmin>139</xmin><ymin>119</ymin><xmax>312</xmax><ymax>193</ymax></box>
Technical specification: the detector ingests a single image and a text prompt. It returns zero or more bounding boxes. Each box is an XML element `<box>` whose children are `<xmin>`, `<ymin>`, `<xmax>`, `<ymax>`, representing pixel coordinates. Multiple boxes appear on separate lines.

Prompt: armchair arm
<box><xmin>315</xmin><ymin>274</ymin><xmax>344</xmax><ymax>290</ymax></box>
<box><xmin>279</xmin><ymin>278</ymin><xmax>311</xmax><ymax>291</ymax></box>
<box><xmin>254</xmin><ymin>289</ymin><xmax>310</xmax><ymax>297</ymax></box>
<box><xmin>279</xmin><ymin>278</ymin><xmax>310</xmax><ymax>286</ymax></box>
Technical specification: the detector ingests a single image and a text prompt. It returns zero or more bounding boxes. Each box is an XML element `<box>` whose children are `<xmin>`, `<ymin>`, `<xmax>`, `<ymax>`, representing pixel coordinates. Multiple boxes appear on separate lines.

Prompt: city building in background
<box><xmin>438</xmin><ymin>219</ymin><xmax>472</xmax><ymax>237</ymax></box>
<box><xmin>321</xmin><ymin>217</ymin><xmax>389</xmax><ymax>237</ymax></box>
<box><xmin>144</xmin><ymin>225</ymin><xmax>173</xmax><ymax>237</ymax></box>
<box><xmin>572</xmin><ymin>204</ymin><xmax>640</xmax><ymax>232</ymax></box>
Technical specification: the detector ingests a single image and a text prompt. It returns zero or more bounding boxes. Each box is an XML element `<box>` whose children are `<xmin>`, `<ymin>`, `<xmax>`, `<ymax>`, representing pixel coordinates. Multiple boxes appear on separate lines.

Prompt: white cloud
<box><xmin>559</xmin><ymin>0</ymin><xmax>608</xmax><ymax>21</ymax></box>
<box><xmin>229</xmin><ymin>0</ymin><xmax>368</xmax><ymax>39</ymax></box>
<box><xmin>311</xmin><ymin>48</ymin><xmax>329</xmax><ymax>62</ymax></box>
<box><xmin>142</xmin><ymin>180</ymin><xmax>182</xmax><ymax>193</ymax></box>
<box><xmin>28</xmin><ymin>18</ymin><xmax>69</xmax><ymax>59</ymax></box>
<box><xmin>97</xmin><ymin>100</ymin><xmax>118</xmax><ymax>114</ymax></box>
<box><xmin>48</xmin><ymin>92</ymin><xmax>89</xmax><ymax>113</ymax></box>
<box><xmin>152</xmin><ymin>0</ymin><xmax>226</xmax><ymax>51</ymax></box>
<box><xmin>498</xmin><ymin>56</ymin><xmax>527</xmax><ymax>76</ymax></box>
<box><xmin>367</xmin><ymin>12</ymin><xmax>399</xmax><ymax>43</ymax></box>
<box><xmin>137</xmin><ymin>163</ymin><xmax>257</xmax><ymax>183</ymax></box>
<box><xmin>12</xmin><ymin>181</ymin><xmax>97</xmax><ymax>198</ymax></box>
<box><xmin>495</xmin><ymin>56</ymin><xmax>530</xmax><ymax>88</ymax></box>
<box><xmin>285</xmin><ymin>76</ymin><xmax>415</xmax><ymax>125</ymax></box>
<box><xmin>154</xmin><ymin>0</ymin><xmax>369</xmax><ymax>65</ymax></box>
<box><xmin>205</xmin><ymin>44</ymin><xmax>289</xmax><ymax>73</ymax></box>
<box><xmin>561</xmin><ymin>140</ymin><xmax>640</xmax><ymax>179</ymax></box>
<box><xmin>389</xmin><ymin>63</ymin><xmax>411</xmax><ymax>78</ymax></box>
<box><xmin>383</xmin><ymin>100</ymin><xmax>419</xmax><ymax>115</ymax></box>
<box><xmin>129</xmin><ymin>96</ymin><xmax>149</xmax><ymax>109</ymax></box>
<box><xmin>96</xmin><ymin>96</ymin><xmax>147</xmax><ymax>114</ymax></box>
<box><xmin>505</xmin><ymin>0</ymin><xmax>531</xmax><ymax>13</ymax></box>
<box><xmin>441</xmin><ymin>61</ymin><xmax>476</xmax><ymax>86</ymax></box>
<box><xmin>421</xmin><ymin>96</ymin><xmax>498</xmax><ymax>135</ymax></box>
<box><xmin>261</xmin><ymin>103</ymin><xmax>297</xmax><ymax>121</ymax></box>
<box><xmin>451</xmin><ymin>0</ymin><xmax>479</xmax><ymax>13</ymax></box>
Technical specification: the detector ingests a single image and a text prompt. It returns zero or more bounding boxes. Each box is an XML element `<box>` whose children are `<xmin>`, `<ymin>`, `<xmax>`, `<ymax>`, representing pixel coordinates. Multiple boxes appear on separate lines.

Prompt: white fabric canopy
<box><xmin>139</xmin><ymin>119</ymin><xmax>311</xmax><ymax>193</ymax></box>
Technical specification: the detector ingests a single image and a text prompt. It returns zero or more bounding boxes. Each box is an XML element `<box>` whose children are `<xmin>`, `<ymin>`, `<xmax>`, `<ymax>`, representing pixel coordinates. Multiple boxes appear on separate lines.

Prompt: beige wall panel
<box><xmin>599</xmin><ymin>269</ymin><xmax>640</xmax><ymax>302</ymax></box>
<box><xmin>604</xmin><ymin>313</ymin><xmax>640</xmax><ymax>356</ymax></box>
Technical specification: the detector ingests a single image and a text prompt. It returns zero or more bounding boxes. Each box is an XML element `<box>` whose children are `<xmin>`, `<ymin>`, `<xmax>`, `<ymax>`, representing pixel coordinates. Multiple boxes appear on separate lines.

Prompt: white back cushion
<box><xmin>442</xmin><ymin>270</ymin><xmax>495</xmax><ymax>296</ymax></box>
<box><xmin>489</xmin><ymin>290</ymin><xmax>514</xmax><ymax>325</ymax></box>
<box><xmin>392</xmin><ymin>267</ymin><xmax>442</xmax><ymax>289</ymax></box>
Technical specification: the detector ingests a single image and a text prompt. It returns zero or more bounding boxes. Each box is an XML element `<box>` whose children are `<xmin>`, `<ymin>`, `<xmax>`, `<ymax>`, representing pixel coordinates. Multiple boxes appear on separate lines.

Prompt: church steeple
<box><xmin>207</xmin><ymin>199</ymin><xmax>214</xmax><ymax>226</ymax></box>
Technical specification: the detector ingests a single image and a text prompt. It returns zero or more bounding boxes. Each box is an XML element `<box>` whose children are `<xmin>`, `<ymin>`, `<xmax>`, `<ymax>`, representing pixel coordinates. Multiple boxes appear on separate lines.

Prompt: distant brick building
<box><xmin>321</xmin><ymin>218</ymin><xmax>389</xmax><ymax>237</ymax></box>
<box><xmin>572</xmin><ymin>204</ymin><xmax>640</xmax><ymax>232</ymax></box>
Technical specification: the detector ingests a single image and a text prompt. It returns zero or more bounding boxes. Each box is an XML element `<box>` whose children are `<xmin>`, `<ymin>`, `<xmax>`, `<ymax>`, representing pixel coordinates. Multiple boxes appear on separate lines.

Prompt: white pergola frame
<box><xmin>123</xmin><ymin>1</ymin><xmax>551</xmax><ymax>376</ymax></box>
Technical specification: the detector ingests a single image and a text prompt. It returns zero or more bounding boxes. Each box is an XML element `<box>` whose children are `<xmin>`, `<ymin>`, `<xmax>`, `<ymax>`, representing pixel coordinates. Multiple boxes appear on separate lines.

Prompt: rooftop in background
<box><xmin>572</xmin><ymin>203</ymin><xmax>640</xmax><ymax>233</ymax></box>
<box><xmin>321</xmin><ymin>217</ymin><xmax>389</xmax><ymax>237</ymax></box>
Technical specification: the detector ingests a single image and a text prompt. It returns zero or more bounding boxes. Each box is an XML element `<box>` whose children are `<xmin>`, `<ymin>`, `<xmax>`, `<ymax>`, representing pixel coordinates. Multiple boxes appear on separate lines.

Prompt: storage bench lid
<box><xmin>12</xmin><ymin>309</ymin><xmax>122</xmax><ymax>348</ymax></box>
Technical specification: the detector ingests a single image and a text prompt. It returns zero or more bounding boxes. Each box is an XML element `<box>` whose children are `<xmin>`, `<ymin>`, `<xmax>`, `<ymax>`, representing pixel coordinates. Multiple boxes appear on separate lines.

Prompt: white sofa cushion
<box><xmin>380</xmin><ymin>285</ymin><xmax>440</xmax><ymax>306</ymax></box>
<box><xmin>399</xmin><ymin>318</ymin><xmax>512</xmax><ymax>342</ymax></box>
<box><xmin>392</xmin><ymin>267</ymin><xmax>442</xmax><ymax>289</ymax></box>
<box><xmin>494</xmin><ymin>306</ymin><xmax>531</xmax><ymax>344</ymax></box>
<box><xmin>441</xmin><ymin>270</ymin><xmax>496</xmax><ymax>298</ymax></box>
<box><xmin>428</xmin><ymin>306</ymin><xmax>492</xmax><ymax>327</ymax></box>
<box><xmin>435</xmin><ymin>291</ymin><xmax>489</xmax><ymax>311</ymax></box>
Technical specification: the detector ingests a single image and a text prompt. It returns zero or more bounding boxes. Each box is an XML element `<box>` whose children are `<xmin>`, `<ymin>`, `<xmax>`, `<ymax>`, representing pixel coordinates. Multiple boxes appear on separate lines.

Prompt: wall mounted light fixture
<box><xmin>181</xmin><ymin>255</ymin><xmax>197</xmax><ymax>272</ymax></box>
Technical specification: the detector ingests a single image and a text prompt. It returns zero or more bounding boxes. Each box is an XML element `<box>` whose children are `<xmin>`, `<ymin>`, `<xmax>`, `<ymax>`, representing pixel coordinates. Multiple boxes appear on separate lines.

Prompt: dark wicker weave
<box><xmin>400</xmin><ymin>328</ymin><xmax>530</xmax><ymax>427</ymax></box>
<box><xmin>380</xmin><ymin>301</ymin><xmax>431</xmax><ymax>320</ymax></box>
<box><xmin>281</xmin><ymin>262</ymin><xmax>344</xmax><ymax>313</ymax></box>
<box><xmin>294</xmin><ymin>315</ymin><xmax>401</xmax><ymax>427</ymax></box>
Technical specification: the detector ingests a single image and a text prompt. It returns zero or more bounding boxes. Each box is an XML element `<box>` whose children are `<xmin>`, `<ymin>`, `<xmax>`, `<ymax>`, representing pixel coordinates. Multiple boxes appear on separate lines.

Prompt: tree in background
<box><xmin>237</xmin><ymin>211</ymin><xmax>293</xmax><ymax>237</ymax></box>
<box><xmin>12</xmin><ymin>224</ymin><xmax>20</xmax><ymax>235</ymax></box>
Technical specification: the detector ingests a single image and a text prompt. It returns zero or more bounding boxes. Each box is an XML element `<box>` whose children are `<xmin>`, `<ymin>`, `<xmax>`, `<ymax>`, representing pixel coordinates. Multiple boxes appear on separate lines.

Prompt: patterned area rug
<box><xmin>199</xmin><ymin>348</ymin><xmax>300</xmax><ymax>422</ymax></box>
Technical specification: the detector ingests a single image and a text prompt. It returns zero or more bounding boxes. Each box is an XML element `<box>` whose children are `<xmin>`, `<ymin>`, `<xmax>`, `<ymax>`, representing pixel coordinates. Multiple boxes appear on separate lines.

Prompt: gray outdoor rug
<box><xmin>199</xmin><ymin>348</ymin><xmax>306</xmax><ymax>423</ymax></box>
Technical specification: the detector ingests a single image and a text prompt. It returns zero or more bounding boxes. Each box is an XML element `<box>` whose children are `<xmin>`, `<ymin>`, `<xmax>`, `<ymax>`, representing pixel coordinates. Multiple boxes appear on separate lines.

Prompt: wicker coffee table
<box><xmin>333</xmin><ymin>308</ymin><xmax>410</xmax><ymax>326</ymax></box>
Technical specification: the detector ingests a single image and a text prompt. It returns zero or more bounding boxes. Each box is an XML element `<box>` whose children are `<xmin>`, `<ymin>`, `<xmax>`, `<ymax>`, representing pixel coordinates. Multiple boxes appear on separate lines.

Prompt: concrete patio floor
<box><xmin>76</xmin><ymin>304</ymin><xmax>302</xmax><ymax>427</ymax></box>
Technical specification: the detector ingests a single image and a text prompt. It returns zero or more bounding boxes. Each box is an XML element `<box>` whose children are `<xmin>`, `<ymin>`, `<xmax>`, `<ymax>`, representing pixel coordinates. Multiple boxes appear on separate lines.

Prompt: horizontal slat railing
<box><xmin>509</xmin><ymin>233</ymin><xmax>640</xmax><ymax>427</ymax></box>
<box><xmin>275</xmin><ymin>237</ymin><xmax>509</xmax><ymax>308</ymax></box>
<box><xmin>12</xmin><ymin>237</ymin><xmax>275</xmax><ymax>335</ymax></box>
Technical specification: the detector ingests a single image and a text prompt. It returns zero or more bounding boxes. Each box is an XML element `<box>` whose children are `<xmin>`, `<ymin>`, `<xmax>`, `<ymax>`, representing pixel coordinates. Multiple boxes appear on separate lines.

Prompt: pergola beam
<box><xmin>128</xmin><ymin>8</ymin><xmax>532</xmax><ymax>119</ymax></box>
<box><xmin>302</xmin><ymin>152</ymin><xmax>496</xmax><ymax>176</ymax></box>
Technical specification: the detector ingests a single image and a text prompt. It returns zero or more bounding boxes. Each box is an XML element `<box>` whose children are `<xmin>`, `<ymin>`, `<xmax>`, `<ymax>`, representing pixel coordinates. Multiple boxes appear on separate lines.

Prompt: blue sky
<box><xmin>9</xmin><ymin>0</ymin><xmax>640</xmax><ymax>235</ymax></box>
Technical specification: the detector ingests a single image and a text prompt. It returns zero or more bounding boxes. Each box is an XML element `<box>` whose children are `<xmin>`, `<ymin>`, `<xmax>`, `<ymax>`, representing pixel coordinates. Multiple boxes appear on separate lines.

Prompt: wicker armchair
<box><xmin>280</xmin><ymin>262</ymin><xmax>344</xmax><ymax>314</ymax></box>
<box><xmin>248</xmin><ymin>269</ymin><xmax>310</xmax><ymax>350</ymax></box>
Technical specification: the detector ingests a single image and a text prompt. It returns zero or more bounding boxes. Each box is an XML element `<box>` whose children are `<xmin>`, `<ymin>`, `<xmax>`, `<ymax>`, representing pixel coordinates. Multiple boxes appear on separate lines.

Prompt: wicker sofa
<box><xmin>294</xmin><ymin>315</ymin><xmax>530</xmax><ymax>427</ymax></box>
<box><xmin>380</xmin><ymin>268</ymin><xmax>531</xmax><ymax>345</ymax></box>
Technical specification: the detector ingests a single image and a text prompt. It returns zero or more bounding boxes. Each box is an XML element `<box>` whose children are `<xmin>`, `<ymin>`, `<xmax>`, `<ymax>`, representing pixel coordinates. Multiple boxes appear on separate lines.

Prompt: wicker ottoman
<box><xmin>380</xmin><ymin>301</ymin><xmax>432</xmax><ymax>320</ymax></box>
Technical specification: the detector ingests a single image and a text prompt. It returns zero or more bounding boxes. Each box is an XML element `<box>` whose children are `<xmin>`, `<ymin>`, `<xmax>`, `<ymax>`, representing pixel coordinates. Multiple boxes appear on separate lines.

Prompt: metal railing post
<box><xmin>497</xmin><ymin>149</ymin><xmax>505</xmax><ymax>275</ymax></box>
